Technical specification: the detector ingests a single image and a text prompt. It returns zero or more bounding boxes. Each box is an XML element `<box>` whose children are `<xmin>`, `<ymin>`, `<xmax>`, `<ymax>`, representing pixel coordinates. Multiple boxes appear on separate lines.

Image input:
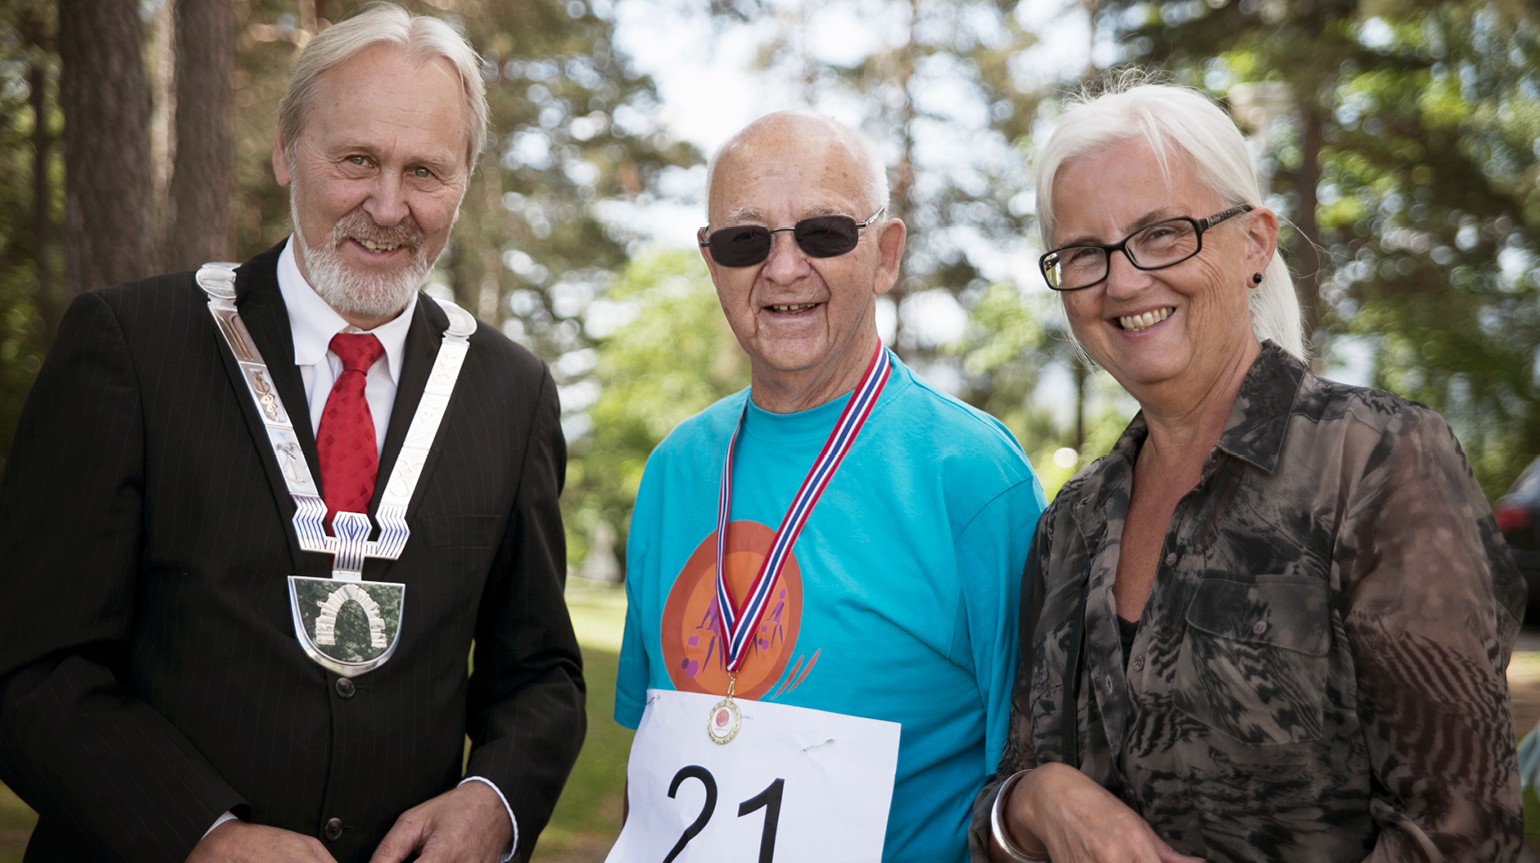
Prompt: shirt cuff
<box><xmin>459</xmin><ymin>776</ymin><xmax>518</xmax><ymax>863</ymax></box>
<box><xmin>203</xmin><ymin>810</ymin><xmax>239</xmax><ymax>838</ymax></box>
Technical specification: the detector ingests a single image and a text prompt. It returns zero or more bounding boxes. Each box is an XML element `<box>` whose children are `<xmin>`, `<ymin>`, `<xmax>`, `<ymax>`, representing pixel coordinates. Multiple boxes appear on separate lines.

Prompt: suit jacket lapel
<box><xmin>368</xmin><ymin>296</ymin><xmax>452</xmax><ymax>582</ymax></box>
<box><xmin>223</xmin><ymin>240</ymin><xmax>330</xmax><ymax>577</ymax></box>
<box><xmin>218</xmin><ymin>252</ymin><xmax>458</xmax><ymax>582</ymax></box>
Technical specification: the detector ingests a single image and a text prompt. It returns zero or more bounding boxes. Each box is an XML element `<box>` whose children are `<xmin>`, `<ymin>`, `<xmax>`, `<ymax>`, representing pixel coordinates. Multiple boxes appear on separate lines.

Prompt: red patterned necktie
<box><xmin>318</xmin><ymin>333</ymin><xmax>385</xmax><ymax>528</ymax></box>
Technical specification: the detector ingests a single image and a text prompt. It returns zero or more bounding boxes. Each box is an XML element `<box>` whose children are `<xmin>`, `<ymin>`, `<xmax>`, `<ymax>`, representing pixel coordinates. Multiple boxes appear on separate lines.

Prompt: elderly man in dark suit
<box><xmin>0</xmin><ymin>6</ymin><xmax>584</xmax><ymax>863</ymax></box>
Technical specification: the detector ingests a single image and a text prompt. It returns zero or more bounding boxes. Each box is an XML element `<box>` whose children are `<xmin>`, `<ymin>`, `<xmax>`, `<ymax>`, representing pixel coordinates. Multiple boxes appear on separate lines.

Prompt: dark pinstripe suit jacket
<box><xmin>0</xmin><ymin>241</ymin><xmax>586</xmax><ymax>863</ymax></box>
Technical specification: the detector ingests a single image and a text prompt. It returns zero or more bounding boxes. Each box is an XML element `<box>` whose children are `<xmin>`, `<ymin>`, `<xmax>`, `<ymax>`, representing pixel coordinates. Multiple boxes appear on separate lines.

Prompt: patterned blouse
<box><xmin>970</xmin><ymin>342</ymin><xmax>1525</xmax><ymax>862</ymax></box>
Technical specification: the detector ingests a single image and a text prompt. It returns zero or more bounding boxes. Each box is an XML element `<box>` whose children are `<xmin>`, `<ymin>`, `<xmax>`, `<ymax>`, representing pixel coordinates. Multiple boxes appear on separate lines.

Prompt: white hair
<box><xmin>278</xmin><ymin>2</ymin><xmax>488</xmax><ymax>171</ymax></box>
<box><xmin>703</xmin><ymin>110</ymin><xmax>890</xmax><ymax>222</ymax></box>
<box><xmin>290</xmin><ymin>195</ymin><xmax>438</xmax><ymax>319</ymax></box>
<box><xmin>1036</xmin><ymin>75</ymin><xmax>1307</xmax><ymax>361</ymax></box>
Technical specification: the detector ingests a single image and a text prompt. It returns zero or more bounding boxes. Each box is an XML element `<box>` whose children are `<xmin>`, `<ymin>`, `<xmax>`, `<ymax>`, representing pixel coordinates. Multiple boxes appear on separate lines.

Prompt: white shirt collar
<box><xmin>276</xmin><ymin>237</ymin><xmax>417</xmax><ymax>383</ymax></box>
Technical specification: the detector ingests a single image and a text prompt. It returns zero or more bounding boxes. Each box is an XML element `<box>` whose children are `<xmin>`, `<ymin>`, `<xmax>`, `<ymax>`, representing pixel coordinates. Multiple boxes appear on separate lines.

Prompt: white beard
<box><xmin>290</xmin><ymin>196</ymin><xmax>440</xmax><ymax>321</ymax></box>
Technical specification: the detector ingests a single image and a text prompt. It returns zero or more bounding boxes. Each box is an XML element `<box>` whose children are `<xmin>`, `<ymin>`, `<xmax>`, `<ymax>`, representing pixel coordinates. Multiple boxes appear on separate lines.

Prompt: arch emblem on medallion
<box><xmin>288</xmin><ymin>575</ymin><xmax>404</xmax><ymax>678</ymax></box>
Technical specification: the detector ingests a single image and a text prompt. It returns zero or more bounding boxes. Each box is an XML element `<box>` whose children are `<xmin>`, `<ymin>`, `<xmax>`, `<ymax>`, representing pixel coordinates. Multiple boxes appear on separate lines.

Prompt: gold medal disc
<box><xmin>708</xmin><ymin>674</ymin><xmax>742</xmax><ymax>744</ymax></box>
<box><xmin>707</xmin><ymin>696</ymin><xmax>741</xmax><ymax>744</ymax></box>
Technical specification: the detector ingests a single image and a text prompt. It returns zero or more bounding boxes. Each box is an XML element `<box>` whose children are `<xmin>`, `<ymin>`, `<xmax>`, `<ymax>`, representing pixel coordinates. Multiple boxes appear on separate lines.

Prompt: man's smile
<box><xmin>327</xmin><ymin>208</ymin><xmax>427</xmax><ymax>271</ymax></box>
<box><xmin>353</xmin><ymin>237</ymin><xmax>405</xmax><ymax>253</ymax></box>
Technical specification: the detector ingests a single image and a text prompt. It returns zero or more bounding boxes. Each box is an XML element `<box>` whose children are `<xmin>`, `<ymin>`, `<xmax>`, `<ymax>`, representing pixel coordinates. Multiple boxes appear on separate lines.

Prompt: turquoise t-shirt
<box><xmin>616</xmin><ymin>353</ymin><xmax>1046</xmax><ymax>863</ymax></box>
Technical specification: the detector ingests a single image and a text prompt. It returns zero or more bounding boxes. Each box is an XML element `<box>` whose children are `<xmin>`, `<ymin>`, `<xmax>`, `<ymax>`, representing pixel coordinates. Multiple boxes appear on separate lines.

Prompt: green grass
<box><xmin>531</xmin><ymin>642</ymin><xmax>632</xmax><ymax>861</ymax></box>
<box><xmin>0</xmin><ymin>782</ymin><xmax>37</xmax><ymax>863</ymax></box>
<box><xmin>1527</xmin><ymin>785</ymin><xmax>1540</xmax><ymax>851</ymax></box>
<box><xmin>531</xmin><ymin>581</ymin><xmax>633</xmax><ymax>861</ymax></box>
<box><xmin>564</xmin><ymin>580</ymin><xmax>628</xmax><ymax>654</ymax></box>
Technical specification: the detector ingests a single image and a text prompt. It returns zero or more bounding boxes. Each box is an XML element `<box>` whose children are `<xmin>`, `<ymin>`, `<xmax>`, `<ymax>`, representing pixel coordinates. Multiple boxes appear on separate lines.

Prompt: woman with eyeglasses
<box><xmin>971</xmin><ymin>80</ymin><xmax>1525</xmax><ymax>863</ymax></box>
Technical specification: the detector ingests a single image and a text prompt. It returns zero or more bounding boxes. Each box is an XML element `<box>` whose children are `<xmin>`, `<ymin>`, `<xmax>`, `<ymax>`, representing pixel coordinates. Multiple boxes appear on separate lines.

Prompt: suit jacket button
<box><xmin>324</xmin><ymin>817</ymin><xmax>344</xmax><ymax>841</ymax></box>
<box><xmin>336</xmin><ymin>677</ymin><xmax>355</xmax><ymax>698</ymax></box>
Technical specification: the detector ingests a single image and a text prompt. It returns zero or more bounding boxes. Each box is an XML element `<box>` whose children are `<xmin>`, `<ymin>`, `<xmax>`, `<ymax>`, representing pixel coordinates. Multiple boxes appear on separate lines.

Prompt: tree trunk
<box><xmin>1291</xmin><ymin>103</ymin><xmax>1325</xmax><ymax>354</ymax></box>
<box><xmin>149</xmin><ymin>0</ymin><xmax>175</xmax><ymax>247</ymax></box>
<box><xmin>1067</xmin><ymin>0</ymin><xmax>1098</xmax><ymax>450</ymax></box>
<box><xmin>23</xmin><ymin>9</ymin><xmax>61</xmax><ymax>344</ymax></box>
<box><xmin>58</xmin><ymin>0</ymin><xmax>154</xmax><ymax>298</ymax></box>
<box><xmin>165</xmin><ymin>0</ymin><xmax>235</xmax><ymax>271</ymax></box>
<box><xmin>883</xmin><ymin>0</ymin><xmax>919</xmax><ymax>357</ymax></box>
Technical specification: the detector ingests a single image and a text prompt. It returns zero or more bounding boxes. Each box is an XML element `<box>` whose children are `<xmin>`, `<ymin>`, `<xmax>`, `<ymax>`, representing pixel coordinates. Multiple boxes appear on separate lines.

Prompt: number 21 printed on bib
<box><xmin>606</xmin><ymin>690</ymin><xmax>900</xmax><ymax>862</ymax></box>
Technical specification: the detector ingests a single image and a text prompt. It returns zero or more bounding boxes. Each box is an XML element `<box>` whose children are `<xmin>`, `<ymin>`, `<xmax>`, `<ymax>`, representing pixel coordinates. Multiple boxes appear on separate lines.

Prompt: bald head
<box><xmin>698</xmin><ymin>110</ymin><xmax>905</xmax><ymax>414</ymax></box>
<box><xmin>705</xmin><ymin>111</ymin><xmax>889</xmax><ymax>225</ymax></box>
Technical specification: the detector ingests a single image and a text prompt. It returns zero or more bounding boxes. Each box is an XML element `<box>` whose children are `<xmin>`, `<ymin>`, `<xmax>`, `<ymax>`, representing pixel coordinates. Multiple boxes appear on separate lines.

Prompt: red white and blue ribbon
<box><xmin>714</xmin><ymin>342</ymin><xmax>892</xmax><ymax>674</ymax></box>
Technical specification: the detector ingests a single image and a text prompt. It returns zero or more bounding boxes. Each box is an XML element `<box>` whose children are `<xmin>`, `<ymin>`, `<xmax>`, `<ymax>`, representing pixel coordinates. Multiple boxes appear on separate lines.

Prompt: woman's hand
<box><xmin>998</xmin><ymin>762</ymin><xmax>1205</xmax><ymax>863</ymax></box>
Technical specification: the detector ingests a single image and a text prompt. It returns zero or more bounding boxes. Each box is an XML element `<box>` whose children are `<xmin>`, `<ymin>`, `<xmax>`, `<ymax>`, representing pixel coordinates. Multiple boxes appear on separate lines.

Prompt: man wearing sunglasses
<box><xmin>607</xmin><ymin>111</ymin><xmax>1047</xmax><ymax>863</ymax></box>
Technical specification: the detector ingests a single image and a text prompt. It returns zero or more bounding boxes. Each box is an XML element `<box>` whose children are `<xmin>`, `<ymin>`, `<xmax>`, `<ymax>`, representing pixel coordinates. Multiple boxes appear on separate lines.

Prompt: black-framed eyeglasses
<box><xmin>698</xmin><ymin>208</ymin><xmax>886</xmax><ymax>268</ymax></box>
<box><xmin>1039</xmin><ymin>204</ymin><xmax>1254</xmax><ymax>291</ymax></box>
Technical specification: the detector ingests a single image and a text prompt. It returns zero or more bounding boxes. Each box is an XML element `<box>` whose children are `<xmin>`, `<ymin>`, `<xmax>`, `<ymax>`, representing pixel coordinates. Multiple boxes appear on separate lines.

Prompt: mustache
<box><xmin>332</xmin><ymin>209</ymin><xmax>426</xmax><ymax>252</ymax></box>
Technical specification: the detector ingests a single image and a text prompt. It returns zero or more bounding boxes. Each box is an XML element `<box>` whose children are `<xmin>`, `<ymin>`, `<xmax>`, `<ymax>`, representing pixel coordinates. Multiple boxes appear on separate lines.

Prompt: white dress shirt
<box><xmin>204</xmin><ymin>240</ymin><xmax>515</xmax><ymax>861</ymax></box>
<box><xmin>276</xmin><ymin>239</ymin><xmax>415</xmax><ymax>453</ymax></box>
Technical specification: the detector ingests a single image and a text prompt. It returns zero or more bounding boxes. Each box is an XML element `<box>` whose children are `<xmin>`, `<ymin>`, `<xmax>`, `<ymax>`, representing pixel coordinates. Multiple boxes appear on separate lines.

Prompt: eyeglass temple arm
<box><xmin>1198</xmin><ymin>204</ymin><xmax>1254</xmax><ymax>230</ymax></box>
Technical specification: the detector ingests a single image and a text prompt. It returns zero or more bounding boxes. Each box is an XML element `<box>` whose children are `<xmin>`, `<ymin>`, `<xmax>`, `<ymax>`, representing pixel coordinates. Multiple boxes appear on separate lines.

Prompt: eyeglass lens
<box><xmin>1047</xmin><ymin>219</ymin><xmax>1201</xmax><ymax>290</ymax></box>
<box><xmin>707</xmin><ymin>215</ymin><xmax>863</xmax><ymax>267</ymax></box>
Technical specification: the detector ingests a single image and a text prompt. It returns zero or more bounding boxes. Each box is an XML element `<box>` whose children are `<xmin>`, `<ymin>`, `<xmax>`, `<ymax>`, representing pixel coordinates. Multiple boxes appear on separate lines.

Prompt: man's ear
<box><xmin>872</xmin><ymin>217</ymin><xmax>907</xmax><ymax>297</ymax></box>
<box><xmin>272</xmin><ymin>129</ymin><xmax>292</xmax><ymax>188</ymax></box>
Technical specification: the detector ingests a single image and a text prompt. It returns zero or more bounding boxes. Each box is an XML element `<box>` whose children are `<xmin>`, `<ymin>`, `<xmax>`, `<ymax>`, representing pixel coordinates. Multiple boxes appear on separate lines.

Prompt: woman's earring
<box><xmin>1251</xmin><ymin>273</ymin><xmax>1263</xmax><ymax>285</ymax></box>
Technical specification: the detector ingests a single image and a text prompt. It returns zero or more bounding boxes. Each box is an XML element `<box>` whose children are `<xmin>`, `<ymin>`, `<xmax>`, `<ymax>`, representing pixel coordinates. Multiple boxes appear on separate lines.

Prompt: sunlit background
<box><xmin>2</xmin><ymin>0</ymin><xmax>1540</xmax><ymax>858</ymax></box>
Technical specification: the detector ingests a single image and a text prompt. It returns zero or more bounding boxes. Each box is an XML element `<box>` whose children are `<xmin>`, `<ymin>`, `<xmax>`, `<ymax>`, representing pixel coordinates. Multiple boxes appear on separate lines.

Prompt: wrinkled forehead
<box><xmin>305</xmin><ymin>47</ymin><xmax>469</xmax><ymax>144</ymax></box>
<box><xmin>708</xmin><ymin>129</ymin><xmax>868</xmax><ymax>224</ymax></box>
<box><xmin>1049</xmin><ymin>138</ymin><xmax>1221</xmax><ymax>243</ymax></box>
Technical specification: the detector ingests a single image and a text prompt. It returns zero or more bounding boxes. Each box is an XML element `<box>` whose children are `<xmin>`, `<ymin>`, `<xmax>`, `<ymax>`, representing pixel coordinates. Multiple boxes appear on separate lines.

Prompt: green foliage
<box><xmin>561</xmin><ymin>249</ymin><xmax>748</xmax><ymax>569</ymax></box>
<box><xmin>714</xmin><ymin>0</ymin><xmax>1047</xmax><ymax>365</ymax></box>
<box><xmin>0</xmin><ymin>0</ymin><xmax>55</xmax><ymax>472</ymax></box>
<box><xmin>1102</xmin><ymin>0</ymin><xmax>1540</xmax><ymax>499</ymax></box>
<box><xmin>230</xmin><ymin>0</ymin><xmax>699</xmax><ymax>364</ymax></box>
<box><xmin>0</xmin><ymin>0</ymin><xmax>693</xmax><ymax>464</ymax></box>
<box><xmin>947</xmin><ymin>282</ymin><xmax>1062</xmax><ymax>456</ymax></box>
<box><xmin>946</xmin><ymin>281</ymin><xmax>1135</xmax><ymax>500</ymax></box>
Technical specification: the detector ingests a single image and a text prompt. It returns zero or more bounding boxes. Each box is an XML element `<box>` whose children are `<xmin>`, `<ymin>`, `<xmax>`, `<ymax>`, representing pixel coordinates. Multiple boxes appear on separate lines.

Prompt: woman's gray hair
<box><xmin>1036</xmin><ymin>74</ymin><xmax>1307</xmax><ymax>361</ymax></box>
<box><xmin>278</xmin><ymin>3</ymin><xmax>488</xmax><ymax>172</ymax></box>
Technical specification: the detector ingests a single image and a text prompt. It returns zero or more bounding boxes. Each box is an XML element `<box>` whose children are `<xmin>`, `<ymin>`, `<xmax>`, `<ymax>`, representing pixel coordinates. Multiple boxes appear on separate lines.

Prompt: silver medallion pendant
<box><xmin>285</xmin><ymin>511</ymin><xmax>411</xmax><ymax>678</ymax></box>
<box><xmin>707</xmin><ymin>696</ymin><xmax>742</xmax><ymax>745</ymax></box>
<box><xmin>196</xmin><ymin>262</ymin><xmax>477</xmax><ymax>679</ymax></box>
<box><xmin>289</xmin><ymin>576</ymin><xmax>405</xmax><ymax>674</ymax></box>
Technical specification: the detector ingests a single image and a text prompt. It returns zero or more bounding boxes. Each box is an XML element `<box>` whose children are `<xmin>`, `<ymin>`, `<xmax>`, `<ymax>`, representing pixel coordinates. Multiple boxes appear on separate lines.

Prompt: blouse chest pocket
<box><xmin>1172</xmin><ymin>576</ymin><xmax>1331</xmax><ymax>746</ymax></box>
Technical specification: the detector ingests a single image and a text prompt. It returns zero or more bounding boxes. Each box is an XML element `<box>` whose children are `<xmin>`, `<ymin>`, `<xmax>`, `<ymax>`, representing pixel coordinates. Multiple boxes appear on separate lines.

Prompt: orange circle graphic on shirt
<box><xmin>661</xmin><ymin>520</ymin><xmax>802</xmax><ymax>700</ymax></box>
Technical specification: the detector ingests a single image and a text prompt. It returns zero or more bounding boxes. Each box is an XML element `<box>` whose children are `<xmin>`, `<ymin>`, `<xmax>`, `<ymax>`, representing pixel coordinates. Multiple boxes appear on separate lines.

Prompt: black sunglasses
<box><xmin>698</xmin><ymin>208</ymin><xmax>886</xmax><ymax>268</ymax></box>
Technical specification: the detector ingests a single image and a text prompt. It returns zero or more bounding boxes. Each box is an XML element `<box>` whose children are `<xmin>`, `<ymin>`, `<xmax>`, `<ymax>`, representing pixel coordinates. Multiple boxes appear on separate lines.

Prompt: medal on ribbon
<box><xmin>708</xmin><ymin>343</ymin><xmax>891</xmax><ymax>743</ymax></box>
<box><xmin>196</xmin><ymin>262</ymin><xmax>476</xmax><ymax>678</ymax></box>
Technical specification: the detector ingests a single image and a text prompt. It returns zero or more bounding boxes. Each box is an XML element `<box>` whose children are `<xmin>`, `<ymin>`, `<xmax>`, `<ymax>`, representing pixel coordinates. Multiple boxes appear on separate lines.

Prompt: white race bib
<box><xmin>606</xmin><ymin>689</ymin><xmax>901</xmax><ymax>863</ymax></box>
